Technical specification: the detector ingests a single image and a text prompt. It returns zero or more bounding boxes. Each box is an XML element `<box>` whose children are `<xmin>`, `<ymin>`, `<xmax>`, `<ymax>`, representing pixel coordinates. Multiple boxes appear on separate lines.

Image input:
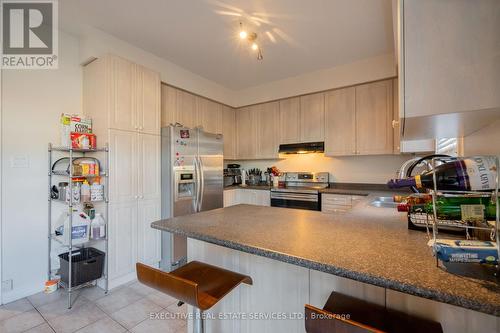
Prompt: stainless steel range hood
<box><xmin>278</xmin><ymin>142</ymin><xmax>324</xmax><ymax>154</ymax></box>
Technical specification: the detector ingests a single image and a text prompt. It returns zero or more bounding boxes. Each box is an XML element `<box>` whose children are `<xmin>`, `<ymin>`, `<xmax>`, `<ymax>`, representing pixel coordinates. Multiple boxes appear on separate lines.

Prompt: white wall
<box><xmin>233</xmin><ymin>53</ymin><xmax>396</xmax><ymax>107</ymax></box>
<box><xmin>231</xmin><ymin>154</ymin><xmax>408</xmax><ymax>184</ymax></box>
<box><xmin>76</xmin><ymin>26</ymin><xmax>236</xmax><ymax>106</ymax></box>
<box><xmin>1</xmin><ymin>31</ymin><xmax>82</xmax><ymax>303</ymax></box>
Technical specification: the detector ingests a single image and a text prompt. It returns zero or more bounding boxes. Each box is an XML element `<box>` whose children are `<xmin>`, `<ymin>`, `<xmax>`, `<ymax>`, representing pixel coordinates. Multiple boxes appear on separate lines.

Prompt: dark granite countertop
<box><xmin>151</xmin><ymin>193</ymin><xmax>500</xmax><ymax>316</ymax></box>
<box><xmin>320</xmin><ymin>188</ymin><xmax>370</xmax><ymax>196</ymax></box>
<box><xmin>224</xmin><ymin>184</ymin><xmax>271</xmax><ymax>191</ymax></box>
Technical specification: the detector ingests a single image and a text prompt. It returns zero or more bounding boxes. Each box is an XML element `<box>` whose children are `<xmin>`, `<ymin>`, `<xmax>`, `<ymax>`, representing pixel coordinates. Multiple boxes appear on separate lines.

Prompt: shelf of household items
<box><xmin>408</xmin><ymin>193</ymin><xmax>497</xmax><ymax>232</ymax></box>
<box><xmin>49</xmin><ymin>146</ymin><xmax>108</xmax><ymax>153</ymax></box>
<box><xmin>50</xmin><ymin>198</ymin><xmax>107</xmax><ymax>204</ymax></box>
<box><xmin>48</xmin><ymin>141</ymin><xmax>110</xmax><ymax>308</ymax></box>
<box><xmin>425</xmin><ymin>156</ymin><xmax>499</xmax><ymax>272</ymax></box>
<box><xmin>50</xmin><ymin>233</ymin><xmax>106</xmax><ymax>247</ymax></box>
<box><xmin>50</xmin><ymin>171</ymin><xmax>108</xmax><ymax>178</ymax></box>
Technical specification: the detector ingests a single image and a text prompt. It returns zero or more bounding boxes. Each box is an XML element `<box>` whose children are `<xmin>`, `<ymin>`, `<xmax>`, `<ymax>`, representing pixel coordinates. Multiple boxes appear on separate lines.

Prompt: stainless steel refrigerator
<box><xmin>160</xmin><ymin>125</ymin><xmax>223</xmax><ymax>271</ymax></box>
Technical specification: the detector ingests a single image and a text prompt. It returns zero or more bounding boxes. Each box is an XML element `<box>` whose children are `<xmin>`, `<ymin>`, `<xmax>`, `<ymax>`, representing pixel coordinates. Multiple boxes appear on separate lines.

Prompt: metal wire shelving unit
<box><xmin>48</xmin><ymin>143</ymin><xmax>109</xmax><ymax>308</ymax></box>
<box><xmin>424</xmin><ymin>156</ymin><xmax>500</xmax><ymax>274</ymax></box>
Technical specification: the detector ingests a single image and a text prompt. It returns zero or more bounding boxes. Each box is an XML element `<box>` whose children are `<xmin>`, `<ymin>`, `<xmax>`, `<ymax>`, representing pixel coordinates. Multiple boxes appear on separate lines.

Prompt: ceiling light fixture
<box><xmin>238</xmin><ymin>22</ymin><xmax>263</xmax><ymax>60</ymax></box>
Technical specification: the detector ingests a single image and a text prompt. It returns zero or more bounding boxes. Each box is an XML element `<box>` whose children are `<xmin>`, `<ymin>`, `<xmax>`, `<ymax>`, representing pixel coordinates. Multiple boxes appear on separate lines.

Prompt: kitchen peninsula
<box><xmin>152</xmin><ymin>196</ymin><xmax>500</xmax><ymax>333</ymax></box>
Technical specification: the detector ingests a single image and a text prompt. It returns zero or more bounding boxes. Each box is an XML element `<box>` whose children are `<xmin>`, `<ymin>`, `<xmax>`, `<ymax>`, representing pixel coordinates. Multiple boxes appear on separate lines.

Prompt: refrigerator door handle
<box><xmin>198</xmin><ymin>157</ymin><xmax>205</xmax><ymax>212</ymax></box>
<box><xmin>193</xmin><ymin>157</ymin><xmax>200</xmax><ymax>212</ymax></box>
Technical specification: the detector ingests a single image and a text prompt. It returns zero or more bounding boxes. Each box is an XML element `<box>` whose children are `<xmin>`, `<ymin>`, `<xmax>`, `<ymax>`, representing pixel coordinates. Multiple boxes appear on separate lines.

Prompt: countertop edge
<box><xmin>152</xmin><ymin>222</ymin><xmax>499</xmax><ymax>317</ymax></box>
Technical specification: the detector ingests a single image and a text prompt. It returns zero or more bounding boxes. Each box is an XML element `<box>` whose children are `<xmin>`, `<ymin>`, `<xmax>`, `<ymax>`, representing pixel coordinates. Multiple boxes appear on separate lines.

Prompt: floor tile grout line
<box><xmin>25</xmin><ymin>298</ymin><xmax>56</xmax><ymax>333</ymax></box>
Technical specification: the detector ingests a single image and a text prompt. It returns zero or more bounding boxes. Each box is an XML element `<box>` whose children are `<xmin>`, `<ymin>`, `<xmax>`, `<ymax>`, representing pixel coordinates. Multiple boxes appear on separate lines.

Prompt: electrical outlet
<box><xmin>1</xmin><ymin>279</ymin><xmax>13</xmax><ymax>292</ymax></box>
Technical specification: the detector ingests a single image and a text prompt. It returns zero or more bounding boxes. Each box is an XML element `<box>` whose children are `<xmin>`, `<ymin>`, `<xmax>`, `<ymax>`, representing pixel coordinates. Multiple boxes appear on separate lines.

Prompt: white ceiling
<box><xmin>60</xmin><ymin>0</ymin><xmax>394</xmax><ymax>90</ymax></box>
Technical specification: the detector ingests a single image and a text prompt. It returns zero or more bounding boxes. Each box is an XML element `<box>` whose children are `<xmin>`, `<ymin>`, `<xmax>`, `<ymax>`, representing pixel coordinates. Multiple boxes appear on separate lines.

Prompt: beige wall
<box><xmin>234</xmin><ymin>54</ymin><xmax>396</xmax><ymax>107</ymax></box>
<box><xmin>463</xmin><ymin>119</ymin><xmax>500</xmax><ymax>156</ymax></box>
<box><xmin>230</xmin><ymin>154</ymin><xmax>409</xmax><ymax>184</ymax></box>
<box><xmin>1</xmin><ymin>31</ymin><xmax>82</xmax><ymax>303</ymax></box>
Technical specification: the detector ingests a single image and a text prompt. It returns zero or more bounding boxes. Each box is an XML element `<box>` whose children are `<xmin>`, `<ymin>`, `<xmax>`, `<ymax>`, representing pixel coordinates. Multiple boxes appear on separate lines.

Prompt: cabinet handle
<box><xmin>392</xmin><ymin>120</ymin><xmax>399</xmax><ymax>128</ymax></box>
<box><xmin>134</xmin><ymin>195</ymin><xmax>138</xmax><ymax>199</ymax></box>
<box><xmin>134</xmin><ymin>126</ymin><xmax>138</xmax><ymax>130</ymax></box>
<box><xmin>139</xmin><ymin>126</ymin><xmax>143</xmax><ymax>130</ymax></box>
<box><xmin>139</xmin><ymin>195</ymin><xmax>144</xmax><ymax>199</ymax></box>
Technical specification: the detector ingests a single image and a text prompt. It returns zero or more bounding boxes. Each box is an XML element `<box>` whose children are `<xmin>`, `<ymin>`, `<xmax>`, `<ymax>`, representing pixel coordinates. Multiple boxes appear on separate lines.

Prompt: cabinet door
<box><xmin>393</xmin><ymin>79</ymin><xmax>400</xmax><ymax>154</ymax></box>
<box><xmin>136</xmin><ymin>65</ymin><xmax>160</xmax><ymax>135</ymax></box>
<box><xmin>161</xmin><ymin>84</ymin><xmax>176</xmax><ymax>127</ymax></box>
<box><xmin>325</xmin><ymin>87</ymin><xmax>356</xmax><ymax>156</ymax></box>
<box><xmin>257</xmin><ymin>190</ymin><xmax>270</xmax><ymax>206</ymax></box>
<box><xmin>300</xmin><ymin>93</ymin><xmax>325</xmax><ymax>142</ymax></box>
<box><xmin>279</xmin><ymin>97</ymin><xmax>301</xmax><ymax>144</ymax></box>
<box><xmin>222</xmin><ymin>106</ymin><xmax>236</xmax><ymax>159</ymax></box>
<box><xmin>223</xmin><ymin>189</ymin><xmax>237</xmax><ymax>207</ymax></box>
<box><xmin>108</xmin><ymin>201</ymin><xmax>137</xmax><ymax>279</ymax></box>
<box><xmin>109</xmin><ymin>129</ymin><xmax>137</xmax><ymax>203</ymax></box>
<box><xmin>137</xmin><ymin>198</ymin><xmax>161</xmax><ymax>265</ymax></box>
<box><xmin>196</xmin><ymin>96</ymin><xmax>222</xmax><ymax>134</ymax></box>
<box><xmin>356</xmin><ymin>80</ymin><xmax>393</xmax><ymax>155</ymax></box>
<box><xmin>256</xmin><ymin>102</ymin><xmax>279</xmax><ymax>159</ymax></box>
<box><xmin>176</xmin><ymin>89</ymin><xmax>198</xmax><ymax>128</ymax></box>
<box><xmin>137</xmin><ymin>133</ymin><xmax>160</xmax><ymax>200</ymax></box>
<box><xmin>236</xmin><ymin>106</ymin><xmax>256</xmax><ymax>159</ymax></box>
<box><xmin>109</xmin><ymin>56</ymin><xmax>136</xmax><ymax>132</ymax></box>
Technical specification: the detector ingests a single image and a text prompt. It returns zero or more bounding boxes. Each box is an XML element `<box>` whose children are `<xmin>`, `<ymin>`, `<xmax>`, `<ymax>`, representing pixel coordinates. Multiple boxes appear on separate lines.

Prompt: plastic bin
<box><xmin>58</xmin><ymin>247</ymin><xmax>105</xmax><ymax>287</ymax></box>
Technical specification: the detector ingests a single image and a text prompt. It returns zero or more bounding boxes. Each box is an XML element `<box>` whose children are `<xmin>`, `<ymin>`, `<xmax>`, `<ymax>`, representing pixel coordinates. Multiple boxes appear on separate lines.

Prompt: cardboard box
<box><xmin>70</xmin><ymin>132</ymin><xmax>97</xmax><ymax>149</ymax></box>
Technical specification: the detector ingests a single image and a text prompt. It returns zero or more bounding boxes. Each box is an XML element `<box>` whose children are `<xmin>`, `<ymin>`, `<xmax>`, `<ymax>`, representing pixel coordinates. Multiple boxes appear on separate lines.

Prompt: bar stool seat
<box><xmin>136</xmin><ymin>261</ymin><xmax>252</xmax><ymax>311</ymax></box>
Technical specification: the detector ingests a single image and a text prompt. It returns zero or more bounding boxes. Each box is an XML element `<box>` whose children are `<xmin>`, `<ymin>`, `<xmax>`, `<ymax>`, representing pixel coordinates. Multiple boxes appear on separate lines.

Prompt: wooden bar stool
<box><xmin>305</xmin><ymin>292</ymin><xmax>443</xmax><ymax>333</ymax></box>
<box><xmin>136</xmin><ymin>261</ymin><xmax>252</xmax><ymax>333</ymax></box>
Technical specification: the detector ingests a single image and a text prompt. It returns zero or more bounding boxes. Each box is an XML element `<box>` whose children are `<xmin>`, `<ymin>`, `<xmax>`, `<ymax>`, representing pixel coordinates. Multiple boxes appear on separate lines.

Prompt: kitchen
<box><xmin>0</xmin><ymin>1</ymin><xmax>499</xmax><ymax>333</ymax></box>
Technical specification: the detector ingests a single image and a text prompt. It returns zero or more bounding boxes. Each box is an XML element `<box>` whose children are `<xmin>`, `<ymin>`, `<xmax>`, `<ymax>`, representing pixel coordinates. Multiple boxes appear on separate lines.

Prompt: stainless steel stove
<box><xmin>270</xmin><ymin>172</ymin><xmax>329</xmax><ymax>211</ymax></box>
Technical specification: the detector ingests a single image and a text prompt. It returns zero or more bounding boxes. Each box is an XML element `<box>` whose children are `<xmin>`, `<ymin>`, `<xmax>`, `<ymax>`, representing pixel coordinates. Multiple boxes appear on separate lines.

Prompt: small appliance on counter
<box><xmin>224</xmin><ymin>164</ymin><xmax>242</xmax><ymax>187</ymax></box>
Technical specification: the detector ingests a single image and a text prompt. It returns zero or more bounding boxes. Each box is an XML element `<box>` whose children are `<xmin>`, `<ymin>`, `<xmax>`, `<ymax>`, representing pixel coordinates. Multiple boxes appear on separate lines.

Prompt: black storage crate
<box><xmin>58</xmin><ymin>247</ymin><xmax>105</xmax><ymax>287</ymax></box>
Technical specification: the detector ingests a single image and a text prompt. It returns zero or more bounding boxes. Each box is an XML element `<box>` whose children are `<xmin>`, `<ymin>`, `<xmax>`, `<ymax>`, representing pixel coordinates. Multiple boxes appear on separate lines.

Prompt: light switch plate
<box><xmin>10</xmin><ymin>155</ymin><xmax>30</xmax><ymax>168</ymax></box>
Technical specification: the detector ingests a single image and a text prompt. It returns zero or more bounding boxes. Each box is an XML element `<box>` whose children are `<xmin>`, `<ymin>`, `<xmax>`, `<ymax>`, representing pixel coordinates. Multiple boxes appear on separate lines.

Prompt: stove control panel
<box><xmin>285</xmin><ymin>172</ymin><xmax>329</xmax><ymax>183</ymax></box>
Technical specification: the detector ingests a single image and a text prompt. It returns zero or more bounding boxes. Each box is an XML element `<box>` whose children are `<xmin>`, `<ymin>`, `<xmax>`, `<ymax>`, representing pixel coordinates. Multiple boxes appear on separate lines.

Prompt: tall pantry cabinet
<box><xmin>83</xmin><ymin>54</ymin><xmax>161</xmax><ymax>287</ymax></box>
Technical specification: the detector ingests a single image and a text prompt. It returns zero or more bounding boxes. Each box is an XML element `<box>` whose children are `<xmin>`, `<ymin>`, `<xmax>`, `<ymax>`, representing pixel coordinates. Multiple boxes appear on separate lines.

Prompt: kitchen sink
<box><xmin>370</xmin><ymin>196</ymin><xmax>398</xmax><ymax>208</ymax></box>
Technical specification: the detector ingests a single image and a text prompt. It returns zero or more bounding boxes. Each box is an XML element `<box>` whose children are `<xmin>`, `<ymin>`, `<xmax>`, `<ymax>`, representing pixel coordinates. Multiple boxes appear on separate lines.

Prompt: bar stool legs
<box><xmin>193</xmin><ymin>308</ymin><xmax>205</xmax><ymax>333</ymax></box>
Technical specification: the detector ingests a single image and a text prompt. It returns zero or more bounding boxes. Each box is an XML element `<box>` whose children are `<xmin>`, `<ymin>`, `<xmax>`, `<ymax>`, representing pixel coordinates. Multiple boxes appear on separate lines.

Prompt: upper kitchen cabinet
<box><xmin>324</xmin><ymin>80</ymin><xmax>394</xmax><ymax>156</ymax></box>
<box><xmin>175</xmin><ymin>89</ymin><xmax>198</xmax><ymax>128</ymax></box>
<box><xmin>222</xmin><ymin>105</ymin><xmax>237</xmax><ymax>160</ymax></box>
<box><xmin>161</xmin><ymin>84</ymin><xmax>176</xmax><ymax>127</ymax></box>
<box><xmin>300</xmin><ymin>93</ymin><xmax>325</xmax><ymax>142</ymax></box>
<box><xmin>135</xmin><ymin>64</ymin><xmax>161</xmax><ymax>135</ymax></box>
<box><xmin>279</xmin><ymin>97</ymin><xmax>301</xmax><ymax>144</ymax></box>
<box><xmin>236</xmin><ymin>106</ymin><xmax>256</xmax><ymax>159</ymax></box>
<box><xmin>109</xmin><ymin>56</ymin><xmax>136</xmax><ymax>132</ymax></box>
<box><xmin>356</xmin><ymin>80</ymin><xmax>393</xmax><ymax>155</ymax></box>
<box><xmin>84</xmin><ymin>54</ymin><xmax>161</xmax><ymax>135</ymax></box>
<box><xmin>324</xmin><ymin>87</ymin><xmax>356</xmax><ymax>156</ymax></box>
<box><xmin>256</xmin><ymin>102</ymin><xmax>280</xmax><ymax>159</ymax></box>
<box><xmin>399</xmin><ymin>0</ymin><xmax>500</xmax><ymax>139</ymax></box>
<box><xmin>196</xmin><ymin>96</ymin><xmax>222</xmax><ymax>134</ymax></box>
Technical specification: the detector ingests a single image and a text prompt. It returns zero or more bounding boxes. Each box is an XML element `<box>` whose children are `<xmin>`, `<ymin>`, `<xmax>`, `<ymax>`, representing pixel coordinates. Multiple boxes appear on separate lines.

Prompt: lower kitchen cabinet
<box><xmin>108</xmin><ymin>129</ymin><xmax>161</xmax><ymax>285</ymax></box>
<box><xmin>137</xmin><ymin>198</ymin><xmax>161</xmax><ymax>266</ymax></box>
<box><xmin>223</xmin><ymin>189</ymin><xmax>270</xmax><ymax>207</ymax></box>
<box><xmin>108</xmin><ymin>201</ymin><xmax>138</xmax><ymax>281</ymax></box>
<box><xmin>321</xmin><ymin>193</ymin><xmax>363</xmax><ymax>213</ymax></box>
<box><xmin>223</xmin><ymin>189</ymin><xmax>238</xmax><ymax>207</ymax></box>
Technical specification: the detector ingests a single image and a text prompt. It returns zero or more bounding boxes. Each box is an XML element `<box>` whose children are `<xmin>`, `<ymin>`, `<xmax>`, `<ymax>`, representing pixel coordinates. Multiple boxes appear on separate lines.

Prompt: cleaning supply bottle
<box><xmin>81</xmin><ymin>180</ymin><xmax>91</xmax><ymax>203</ymax></box>
<box><xmin>91</xmin><ymin>213</ymin><xmax>106</xmax><ymax>240</ymax></box>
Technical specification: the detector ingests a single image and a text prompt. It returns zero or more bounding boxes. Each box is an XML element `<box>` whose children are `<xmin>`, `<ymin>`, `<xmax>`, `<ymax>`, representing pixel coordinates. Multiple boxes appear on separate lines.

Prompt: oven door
<box><xmin>270</xmin><ymin>191</ymin><xmax>320</xmax><ymax>211</ymax></box>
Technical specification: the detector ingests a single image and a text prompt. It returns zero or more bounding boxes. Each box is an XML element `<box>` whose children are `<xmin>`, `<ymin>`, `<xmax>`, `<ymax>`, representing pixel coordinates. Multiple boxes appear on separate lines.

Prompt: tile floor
<box><xmin>0</xmin><ymin>280</ymin><xmax>187</xmax><ymax>333</ymax></box>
